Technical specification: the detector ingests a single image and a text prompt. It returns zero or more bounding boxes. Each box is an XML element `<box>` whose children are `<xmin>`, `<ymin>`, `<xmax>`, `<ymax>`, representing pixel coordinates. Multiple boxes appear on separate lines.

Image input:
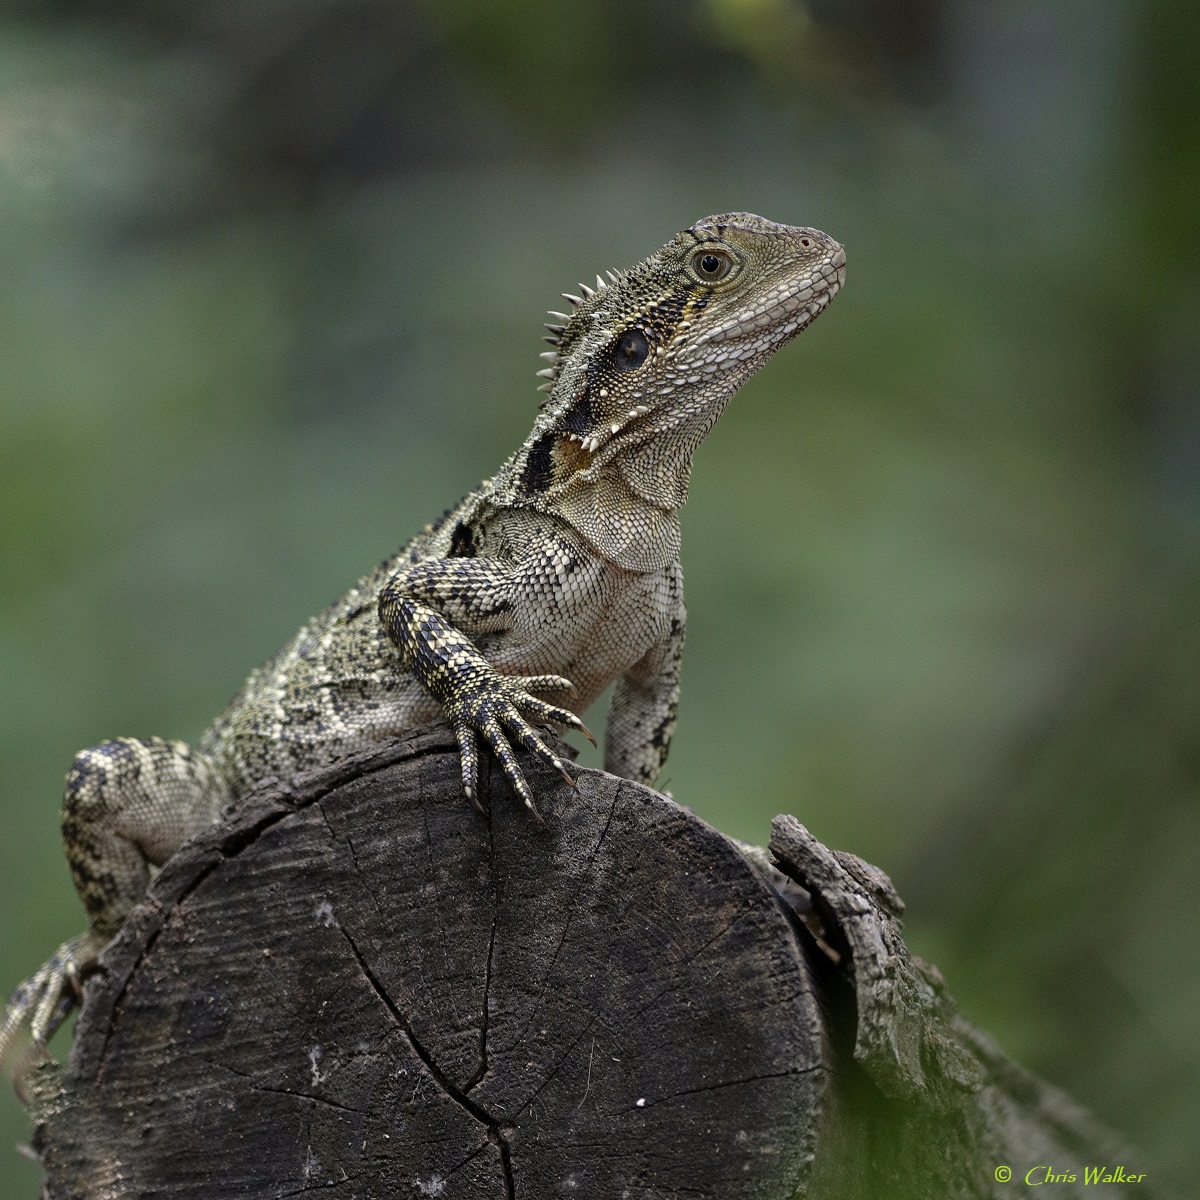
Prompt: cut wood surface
<box><xmin>25</xmin><ymin>726</ymin><xmax>1168</xmax><ymax>1199</ymax></box>
<box><xmin>29</xmin><ymin>727</ymin><xmax>828</xmax><ymax>1199</ymax></box>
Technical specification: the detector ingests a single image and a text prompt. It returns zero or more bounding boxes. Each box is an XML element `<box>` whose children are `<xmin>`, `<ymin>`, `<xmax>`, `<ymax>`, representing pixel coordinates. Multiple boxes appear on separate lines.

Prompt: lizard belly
<box><xmin>485</xmin><ymin>560</ymin><xmax>674</xmax><ymax>712</ymax></box>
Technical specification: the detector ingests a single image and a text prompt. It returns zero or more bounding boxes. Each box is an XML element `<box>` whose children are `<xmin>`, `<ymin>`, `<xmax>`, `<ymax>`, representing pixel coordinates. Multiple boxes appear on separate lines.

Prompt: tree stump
<box><xmin>23</xmin><ymin>726</ymin><xmax>1167</xmax><ymax>1198</ymax></box>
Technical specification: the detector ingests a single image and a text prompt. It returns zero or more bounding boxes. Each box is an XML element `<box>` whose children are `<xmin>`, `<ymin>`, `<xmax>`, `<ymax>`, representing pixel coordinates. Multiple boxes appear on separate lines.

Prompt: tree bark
<box><xmin>23</xmin><ymin>726</ymin><xmax>1166</xmax><ymax>1198</ymax></box>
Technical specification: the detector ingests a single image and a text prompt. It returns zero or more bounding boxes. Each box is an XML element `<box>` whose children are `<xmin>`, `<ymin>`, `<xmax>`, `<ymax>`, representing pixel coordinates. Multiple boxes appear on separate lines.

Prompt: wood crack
<box><xmin>463</xmin><ymin>801</ymin><xmax>501</xmax><ymax>1094</ymax></box>
<box><xmin>498</xmin><ymin>780</ymin><xmax>623</xmax><ymax>1059</ymax></box>
<box><xmin>193</xmin><ymin>1055</ymin><xmax>372</xmax><ymax>1117</ymax></box>
<box><xmin>338</xmin><ymin>922</ymin><xmax>515</xmax><ymax>1199</ymax></box>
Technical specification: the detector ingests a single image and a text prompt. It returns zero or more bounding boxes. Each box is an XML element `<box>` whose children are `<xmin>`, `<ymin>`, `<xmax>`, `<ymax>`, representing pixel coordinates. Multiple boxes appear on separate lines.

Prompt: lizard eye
<box><xmin>691</xmin><ymin>248</ymin><xmax>734</xmax><ymax>282</ymax></box>
<box><xmin>613</xmin><ymin>327</ymin><xmax>650</xmax><ymax>372</ymax></box>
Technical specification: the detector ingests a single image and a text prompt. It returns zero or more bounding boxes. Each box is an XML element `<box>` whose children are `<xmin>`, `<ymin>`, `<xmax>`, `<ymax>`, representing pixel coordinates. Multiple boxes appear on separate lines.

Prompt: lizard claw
<box><xmin>1</xmin><ymin>932</ymin><xmax>104</xmax><ymax>1080</ymax></box>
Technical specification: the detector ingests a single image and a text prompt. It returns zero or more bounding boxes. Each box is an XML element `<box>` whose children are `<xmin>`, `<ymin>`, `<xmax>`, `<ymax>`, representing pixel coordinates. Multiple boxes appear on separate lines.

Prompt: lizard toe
<box><xmin>517</xmin><ymin>674</ymin><xmax>577</xmax><ymax>696</ymax></box>
<box><xmin>2</xmin><ymin>931</ymin><xmax>103</xmax><ymax>1074</ymax></box>
<box><xmin>499</xmin><ymin>709</ymin><xmax>578</xmax><ymax>791</ymax></box>
<box><xmin>454</xmin><ymin>723</ymin><xmax>486</xmax><ymax>814</ymax></box>
<box><xmin>479</xmin><ymin>716</ymin><xmax>542</xmax><ymax>822</ymax></box>
<box><xmin>517</xmin><ymin>694</ymin><xmax>596</xmax><ymax>746</ymax></box>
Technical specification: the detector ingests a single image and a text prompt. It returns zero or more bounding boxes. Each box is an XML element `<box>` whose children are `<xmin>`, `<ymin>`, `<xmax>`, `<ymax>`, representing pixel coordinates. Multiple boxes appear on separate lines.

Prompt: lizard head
<box><xmin>525</xmin><ymin>213</ymin><xmax>845</xmax><ymax>510</ymax></box>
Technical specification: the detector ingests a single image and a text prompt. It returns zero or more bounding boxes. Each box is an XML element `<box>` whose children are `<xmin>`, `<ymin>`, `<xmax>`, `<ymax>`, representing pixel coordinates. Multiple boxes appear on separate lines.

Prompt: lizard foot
<box><xmin>448</xmin><ymin>672</ymin><xmax>594</xmax><ymax>820</ymax></box>
<box><xmin>0</xmin><ymin>930</ymin><xmax>105</xmax><ymax>1077</ymax></box>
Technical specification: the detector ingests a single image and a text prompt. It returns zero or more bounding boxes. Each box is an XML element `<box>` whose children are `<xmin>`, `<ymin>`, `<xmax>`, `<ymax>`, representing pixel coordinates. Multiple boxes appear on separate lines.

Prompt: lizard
<box><xmin>0</xmin><ymin>212</ymin><xmax>845</xmax><ymax>1071</ymax></box>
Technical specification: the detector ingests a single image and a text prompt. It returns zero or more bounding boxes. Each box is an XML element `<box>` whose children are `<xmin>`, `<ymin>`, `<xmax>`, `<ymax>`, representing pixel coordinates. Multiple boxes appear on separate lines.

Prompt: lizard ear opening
<box><xmin>613</xmin><ymin>328</ymin><xmax>650</xmax><ymax>372</ymax></box>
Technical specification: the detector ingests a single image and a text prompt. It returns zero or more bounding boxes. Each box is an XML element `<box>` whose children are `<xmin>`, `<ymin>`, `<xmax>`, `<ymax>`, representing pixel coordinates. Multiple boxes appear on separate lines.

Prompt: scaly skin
<box><xmin>1</xmin><ymin>213</ymin><xmax>845</xmax><ymax>1071</ymax></box>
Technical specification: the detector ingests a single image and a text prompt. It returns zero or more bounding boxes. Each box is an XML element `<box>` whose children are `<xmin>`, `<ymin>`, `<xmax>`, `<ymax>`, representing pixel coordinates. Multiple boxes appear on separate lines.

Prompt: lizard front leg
<box><xmin>1</xmin><ymin>737</ymin><xmax>230</xmax><ymax>1065</ymax></box>
<box><xmin>605</xmin><ymin>566</ymin><xmax>686</xmax><ymax>787</ymax></box>
<box><xmin>379</xmin><ymin>551</ymin><xmax>595</xmax><ymax>817</ymax></box>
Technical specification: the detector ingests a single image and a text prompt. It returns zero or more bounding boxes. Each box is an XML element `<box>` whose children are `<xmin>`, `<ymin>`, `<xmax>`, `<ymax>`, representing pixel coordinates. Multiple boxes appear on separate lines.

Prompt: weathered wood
<box><xmin>768</xmin><ymin>817</ymin><xmax>1166</xmax><ymax>1200</ymax></box>
<box><xmin>27</xmin><ymin>727</ymin><xmax>829</xmax><ymax>1199</ymax></box>
<box><xmin>23</xmin><ymin>727</ymin><xmax>1167</xmax><ymax>1198</ymax></box>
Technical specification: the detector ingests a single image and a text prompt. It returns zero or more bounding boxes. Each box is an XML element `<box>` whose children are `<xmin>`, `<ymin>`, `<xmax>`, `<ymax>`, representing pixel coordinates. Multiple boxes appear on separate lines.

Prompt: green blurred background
<box><xmin>1</xmin><ymin>0</ymin><xmax>1197</xmax><ymax>1193</ymax></box>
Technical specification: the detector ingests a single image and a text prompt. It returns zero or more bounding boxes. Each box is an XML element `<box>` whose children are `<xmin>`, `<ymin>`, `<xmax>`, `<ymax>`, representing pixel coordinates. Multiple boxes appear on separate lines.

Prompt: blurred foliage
<box><xmin>0</xmin><ymin>0</ymin><xmax>1197</xmax><ymax>1194</ymax></box>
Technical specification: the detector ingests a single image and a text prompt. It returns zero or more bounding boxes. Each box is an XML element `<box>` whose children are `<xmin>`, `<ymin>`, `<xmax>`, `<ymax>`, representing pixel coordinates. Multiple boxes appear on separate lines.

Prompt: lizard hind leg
<box><xmin>1</xmin><ymin>736</ymin><xmax>231</xmax><ymax>1069</ymax></box>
